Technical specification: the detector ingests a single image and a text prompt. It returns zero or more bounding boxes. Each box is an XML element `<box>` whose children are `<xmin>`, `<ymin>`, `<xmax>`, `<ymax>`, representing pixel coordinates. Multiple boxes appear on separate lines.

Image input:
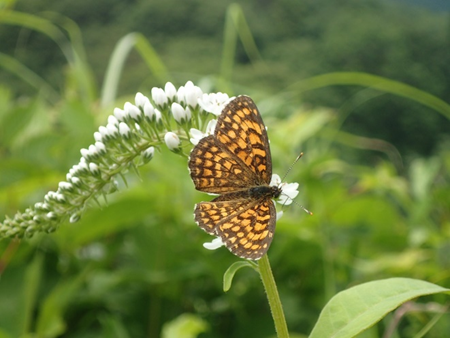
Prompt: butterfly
<box><xmin>188</xmin><ymin>95</ymin><xmax>282</xmax><ymax>260</ymax></box>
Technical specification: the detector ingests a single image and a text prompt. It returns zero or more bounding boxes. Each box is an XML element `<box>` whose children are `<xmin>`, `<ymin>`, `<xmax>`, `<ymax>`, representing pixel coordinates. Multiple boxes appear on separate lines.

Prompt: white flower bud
<box><xmin>151</xmin><ymin>87</ymin><xmax>168</xmax><ymax>107</ymax></box>
<box><xmin>185</xmin><ymin>81</ymin><xmax>203</xmax><ymax>108</ymax></box>
<box><xmin>135</xmin><ymin>92</ymin><xmax>150</xmax><ymax>108</ymax></box>
<box><xmin>78</xmin><ymin>160</ymin><xmax>89</xmax><ymax>173</ymax></box>
<box><xmin>108</xmin><ymin>115</ymin><xmax>119</xmax><ymax>126</ymax></box>
<box><xmin>58</xmin><ymin>181</ymin><xmax>73</xmax><ymax>192</ymax></box>
<box><xmin>88</xmin><ymin>144</ymin><xmax>99</xmax><ymax>157</ymax></box>
<box><xmin>70</xmin><ymin>213</ymin><xmax>81</xmax><ymax>223</ymax></box>
<box><xmin>95</xmin><ymin>141</ymin><xmax>106</xmax><ymax>154</ymax></box>
<box><xmin>99</xmin><ymin>126</ymin><xmax>109</xmax><ymax>140</ymax></box>
<box><xmin>177</xmin><ymin>86</ymin><xmax>186</xmax><ymax>104</ymax></box>
<box><xmin>143</xmin><ymin>101</ymin><xmax>155</xmax><ymax>121</ymax></box>
<box><xmin>164</xmin><ymin>82</ymin><xmax>177</xmax><ymax>100</ymax></box>
<box><xmin>89</xmin><ymin>162</ymin><xmax>100</xmax><ymax>175</ymax></box>
<box><xmin>119</xmin><ymin>122</ymin><xmax>131</xmax><ymax>139</ymax></box>
<box><xmin>80</xmin><ymin>148</ymin><xmax>90</xmax><ymax>160</ymax></box>
<box><xmin>164</xmin><ymin>132</ymin><xmax>181</xmax><ymax>151</ymax></box>
<box><xmin>94</xmin><ymin>132</ymin><xmax>103</xmax><ymax>142</ymax></box>
<box><xmin>124</xmin><ymin>102</ymin><xmax>141</xmax><ymax>122</ymax></box>
<box><xmin>106</xmin><ymin>124</ymin><xmax>119</xmax><ymax>137</ymax></box>
<box><xmin>70</xmin><ymin>176</ymin><xmax>82</xmax><ymax>187</ymax></box>
<box><xmin>142</xmin><ymin>146</ymin><xmax>155</xmax><ymax>162</ymax></box>
<box><xmin>55</xmin><ymin>193</ymin><xmax>66</xmax><ymax>203</ymax></box>
<box><xmin>113</xmin><ymin>108</ymin><xmax>126</xmax><ymax>122</ymax></box>
<box><xmin>154</xmin><ymin>109</ymin><xmax>162</xmax><ymax>124</ymax></box>
<box><xmin>172</xmin><ymin>102</ymin><xmax>191</xmax><ymax>123</ymax></box>
<box><xmin>46</xmin><ymin>212</ymin><xmax>57</xmax><ymax>220</ymax></box>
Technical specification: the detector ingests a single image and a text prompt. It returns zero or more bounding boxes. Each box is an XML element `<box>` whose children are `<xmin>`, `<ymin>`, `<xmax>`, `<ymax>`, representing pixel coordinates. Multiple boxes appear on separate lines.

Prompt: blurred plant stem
<box><xmin>258</xmin><ymin>254</ymin><xmax>289</xmax><ymax>338</ymax></box>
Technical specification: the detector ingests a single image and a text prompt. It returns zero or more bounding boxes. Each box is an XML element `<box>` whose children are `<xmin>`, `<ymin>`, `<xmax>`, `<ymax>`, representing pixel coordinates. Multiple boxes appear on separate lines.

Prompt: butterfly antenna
<box><xmin>280</xmin><ymin>152</ymin><xmax>313</xmax><ymax>216</ymax></box>
<box><xmin>296</xmin><ymin>201</ymin><xmax>314</xmax><ymax>216</ymax></box>
<box><xmin>280</xmin><ymin>152</ymin><xmax>304</xmax><ymax>183</ymax></box>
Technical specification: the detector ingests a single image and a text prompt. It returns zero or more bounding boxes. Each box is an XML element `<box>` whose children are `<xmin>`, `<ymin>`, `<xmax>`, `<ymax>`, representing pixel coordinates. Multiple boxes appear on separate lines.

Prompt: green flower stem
<box><xmin>258</xmin><ymin>254</ymin><xmax>289</xmax><ymax>338</ymax></box>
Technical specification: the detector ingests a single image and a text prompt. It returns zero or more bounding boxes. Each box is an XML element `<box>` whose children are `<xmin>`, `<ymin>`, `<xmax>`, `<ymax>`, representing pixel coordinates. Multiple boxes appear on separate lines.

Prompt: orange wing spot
<box><xmin>221</xmin><ymin>222</ymin><xmax>233</xmax><ymax>230</ymax></box>
<box><xmin>233</xmin><ymin>114</ymin><xmax>242</xmax><ymax>123</ymax></box>
<box><xmin>240</xmin><ymin>238</ymin><xmax>248</xmax><ymax>245</ymax></box>
<box><xmin>231</xmin><ymin>225</ymin><xmax>240</xmax><ymax>232</ymax></box>
<box><xmin>244</xmin><ymin>242</ymin><xmax>252</xmax><ymax>249</ymax></box>
<box><xmin>237</xmin><ymin>232</ymin><xmax>245</xmax><ymax>238</ymax></box>
<box><xmin>241</xmin><ymin>218</ymin><xmax>251</xmax><ymax>227</ymax></box>
<box><xmin>250</xmin><ymin>233</ymin><xmax>260</xmax><ymax>241</ymax></box>
<box><xmin>228</xmin><ymin>130</ymin><xmax>236</xmax><ymax>139</ymax></box>
<box><xmin>253</xmin><ymin>148</ymin><xmax>266</xmax><ymax>157</ymax></box>
<box><xmin>257</xmin><ymin>164</ymin><xmax>266</xmax><ymax>172</ymax></box>
<box><xmin>254</xmin><ymin>223</ymin><xmax>265</xmax><ymax>232</ymax></box>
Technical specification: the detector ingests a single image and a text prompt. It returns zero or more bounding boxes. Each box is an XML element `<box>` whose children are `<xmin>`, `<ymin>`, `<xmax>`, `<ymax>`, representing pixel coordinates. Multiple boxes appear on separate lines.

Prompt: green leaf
<box><xmin>161</xmin><ymin>314</ymin><xmax>208</xmax><ymax>338</ymax></box>
<box><xmin>309</xmin><ymin>278</ymin><xmax>450</xmax><ymax>338</ymax></box>
<box><xmin>21</xmin><ymin>253</ymin><xmax>44</xmax><ymax>336</ymax></box>
<box><xmin>223</xmin><ymin>261</ymin><xmax>256</xmax><ymax>292</ymax></box>
<box><xmin>35</xmin><ymin>266</ymin><xmax>92</xmax><ymax>337</ymax></box>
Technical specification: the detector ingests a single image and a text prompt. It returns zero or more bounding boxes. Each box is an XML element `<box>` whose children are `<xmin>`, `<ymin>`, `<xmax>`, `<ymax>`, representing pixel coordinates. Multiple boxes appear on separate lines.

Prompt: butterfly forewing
<box><xmin>189</xmin><ymin>135</ymin><xmax>257</xmax><ymax>194</ymax></box>
<box><xmin>215</xmin><ymin>96</ymin><xmax>272</xmax><ymax>185</ymax></box>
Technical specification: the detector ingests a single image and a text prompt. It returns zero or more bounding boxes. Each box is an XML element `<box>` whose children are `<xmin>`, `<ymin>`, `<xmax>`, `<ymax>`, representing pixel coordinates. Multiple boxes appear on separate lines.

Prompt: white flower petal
<box><xmin>189</xmin><ymin>128</ymin><xmax>205</xmax><ymax>145</ymax></box>
<box><xmin>198</xmin><ymin>93</ymin><xmax>232</xmax><ymax>116</ymax></box>
<box><xmin>276</xmin><ymin>211</ymin><xmax>284</xmax><ymax>221</ymax></box>
<box><xmin>203</xmin><ymin>237</ymin><xmax>225</xmax><ymax>250</ymax></box>
<box><xmin>271</xmin><ymin>173</ymin><xmax>299</xmax><ymax>205</ymax></box>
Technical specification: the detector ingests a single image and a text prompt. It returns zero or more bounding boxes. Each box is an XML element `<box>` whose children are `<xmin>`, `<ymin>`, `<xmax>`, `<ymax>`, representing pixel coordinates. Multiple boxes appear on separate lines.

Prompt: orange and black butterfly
<box><xmin>188</xmin><ymin>96</ymin><xmax>282</xmax><ymax>260</ymax></box>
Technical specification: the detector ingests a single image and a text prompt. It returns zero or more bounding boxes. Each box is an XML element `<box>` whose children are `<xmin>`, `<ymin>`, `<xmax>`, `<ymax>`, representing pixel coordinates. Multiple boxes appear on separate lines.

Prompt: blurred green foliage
<box><xmin>0</xmin><ymin>0</ymin><xmax>450</xmax><ymax>337</ymax></box>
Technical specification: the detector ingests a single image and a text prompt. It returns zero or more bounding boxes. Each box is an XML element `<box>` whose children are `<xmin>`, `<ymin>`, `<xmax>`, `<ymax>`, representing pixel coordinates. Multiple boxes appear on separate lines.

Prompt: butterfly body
<box><xmin>249</xmin><ymin>185</ymin><xmax>281</xmax><ymax>200</ymax></box>
<box><xmin>188</xmin><ymin>96</ymin><xmax>280</xmax><ymax>260</ymax></box>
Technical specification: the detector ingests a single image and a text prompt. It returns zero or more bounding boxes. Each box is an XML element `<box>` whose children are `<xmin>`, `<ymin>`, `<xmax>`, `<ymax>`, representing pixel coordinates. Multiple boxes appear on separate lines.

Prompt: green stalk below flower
<box><xmin>258</xmin><ymin>254</ymin><xmax>289</xmax><ymax>338</ymax></box>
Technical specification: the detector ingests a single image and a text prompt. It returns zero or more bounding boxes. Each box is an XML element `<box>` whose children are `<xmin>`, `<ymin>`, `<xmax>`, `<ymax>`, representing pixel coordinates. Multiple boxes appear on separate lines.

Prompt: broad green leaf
<box><xmin>161</xmin><ymin>314</ymin><xmax>208</xmax><ymax>338</ymax></box>
<box><xmin>309</xmin><ymin>278</ymin><xmax>450</xmax><ymax>338</ymax></box>
<box><xmin>223</xmin><ymin>261</ymin><xmax>256</xmax><ymax>292</ymax></box>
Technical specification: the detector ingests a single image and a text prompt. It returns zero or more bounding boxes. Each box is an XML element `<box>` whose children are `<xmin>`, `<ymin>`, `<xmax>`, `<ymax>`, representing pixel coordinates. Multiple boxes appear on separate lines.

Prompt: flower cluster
<box><xmin>0</xmin><ymin>82</ymin><xmax>300</xmax><ymax>251</ymax></box>
<box><xmin>0</xmin><ymin>82</ymin><xmax>230</xmax><ymax>239</ymax></box>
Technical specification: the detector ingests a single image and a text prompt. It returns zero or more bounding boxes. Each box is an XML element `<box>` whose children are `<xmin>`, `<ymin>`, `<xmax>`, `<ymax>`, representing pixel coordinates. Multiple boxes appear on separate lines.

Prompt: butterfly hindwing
<box><xmin>194</xmin><ymin>196</ymin><xmax>277</xmax><ymax>260</ymax></box>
